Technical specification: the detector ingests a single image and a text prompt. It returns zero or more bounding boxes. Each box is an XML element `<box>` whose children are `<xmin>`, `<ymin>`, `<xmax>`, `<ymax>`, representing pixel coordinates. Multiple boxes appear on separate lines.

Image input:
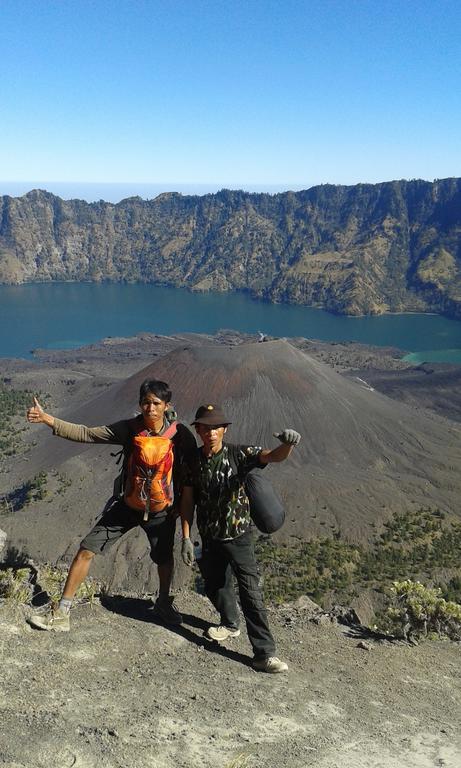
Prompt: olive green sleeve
<box><xmin>52</xmin><ymin>418</ymin><xmax>132</xmax><ymax>445</ymax></box>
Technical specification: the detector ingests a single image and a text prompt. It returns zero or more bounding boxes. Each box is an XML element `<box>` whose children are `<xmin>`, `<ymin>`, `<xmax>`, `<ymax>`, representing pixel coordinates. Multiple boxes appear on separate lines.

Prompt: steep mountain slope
<box><xmin>2</xmin><ymin>340</ymin><xmax>460</xmax><ymax>592</ymax></box>
<box><xmin>1</xmin><ymin>179</ymin><xmax>461</xmax><ymax>317</ymax></box>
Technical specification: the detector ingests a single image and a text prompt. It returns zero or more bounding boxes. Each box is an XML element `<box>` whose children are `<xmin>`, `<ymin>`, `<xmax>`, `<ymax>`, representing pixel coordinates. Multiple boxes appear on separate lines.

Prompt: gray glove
<box><xmin>181</xmin><ymin>537</ymin><xmax>195</xmax><ymax>567</ymax></box>
<box><xmin>274</xmin><ymin>429</ymin><xmax>301</xmax><ymax>446</ymax></box>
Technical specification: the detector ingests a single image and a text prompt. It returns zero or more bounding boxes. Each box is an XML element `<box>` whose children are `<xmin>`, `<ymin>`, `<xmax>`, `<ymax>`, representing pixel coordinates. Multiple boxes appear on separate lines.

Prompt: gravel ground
<box><xmin>1</xmin><ymin>590</ymin><xmax>460</xmax><ymax>768</ymax></box>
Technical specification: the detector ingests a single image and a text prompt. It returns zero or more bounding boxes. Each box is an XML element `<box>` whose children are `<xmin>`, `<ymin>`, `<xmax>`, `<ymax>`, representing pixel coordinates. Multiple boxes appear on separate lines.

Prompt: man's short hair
<box><xmin>139</xmin><ymin>379</ymin><xmax>172</xmax><ymax>404</ymax></box>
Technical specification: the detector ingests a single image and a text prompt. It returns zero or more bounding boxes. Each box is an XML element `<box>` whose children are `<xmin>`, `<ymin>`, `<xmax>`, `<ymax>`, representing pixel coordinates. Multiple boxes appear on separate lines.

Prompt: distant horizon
<box><xmin>0</xmin><ymin>176</ymin><xmax>457</xmax><ymax>204</ymax></box>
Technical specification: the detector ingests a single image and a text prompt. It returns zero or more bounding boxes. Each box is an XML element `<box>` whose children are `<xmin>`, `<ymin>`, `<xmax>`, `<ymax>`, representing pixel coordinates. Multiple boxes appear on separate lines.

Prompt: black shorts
<box><xmin>80</xmin><ymin>499</ymin><xmax>176</xmax><ymax>565</ymax></box>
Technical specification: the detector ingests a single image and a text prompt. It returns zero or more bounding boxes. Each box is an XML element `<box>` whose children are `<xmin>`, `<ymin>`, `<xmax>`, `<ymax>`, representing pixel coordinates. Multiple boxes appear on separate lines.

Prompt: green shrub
<box><xmin>386</xmin><ymin>579</ymin><xmax>461</xmax><ymax>641</ymax></box>
<box><xmin>0</xmin><ymin>567</ymin><xmax>34</xmax><ymax>604</ymax></box>
<box><xmin>0</xmin><ymin>563</ymin><xmax>101</xmax><ymax>606</ymax></box>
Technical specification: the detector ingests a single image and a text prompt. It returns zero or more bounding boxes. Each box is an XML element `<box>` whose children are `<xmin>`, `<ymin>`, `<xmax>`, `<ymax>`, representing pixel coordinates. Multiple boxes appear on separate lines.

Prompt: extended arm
<box><xmin>26</xmin><ymin>396</ymin><xmax>129</xmax><ymax>444</ymax></box>
<box><xmin>259</xmin><ymin>429</ymin><xmax>301</xmax><ymax>464</ymax></box>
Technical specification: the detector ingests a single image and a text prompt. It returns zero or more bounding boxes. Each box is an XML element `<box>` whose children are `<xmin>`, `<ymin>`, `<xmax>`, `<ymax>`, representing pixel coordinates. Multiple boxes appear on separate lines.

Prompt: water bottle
<box><xmin>193</xmin><ymin>539</ymin><xmax>202</xmax><ymax>561</ymax></box>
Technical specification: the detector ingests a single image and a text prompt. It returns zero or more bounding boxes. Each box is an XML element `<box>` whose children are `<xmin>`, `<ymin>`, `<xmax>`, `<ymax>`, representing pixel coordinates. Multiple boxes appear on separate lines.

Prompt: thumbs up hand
<box><xmin>27</xmin><ymin>396</ymin><xmax>53</xmax><ymax>426</ymax></box>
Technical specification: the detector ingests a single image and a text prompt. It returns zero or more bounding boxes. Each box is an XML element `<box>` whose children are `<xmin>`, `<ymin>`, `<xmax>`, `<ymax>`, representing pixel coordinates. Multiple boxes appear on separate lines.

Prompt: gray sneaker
<box><xmin>252</xmin><ymin>656</ymin><xmax>288</xmax><ymax>673</ymax></box>
<box><xmin>151</xmin><ymin>596</ymin><xmax>183</xmax><ymax>625</ymax></box>
<box><xmin>28</xmin><ymin>605</ymin><xmax>70</xmax><ymax>633</ymax></box>
<box><xmin>206</xmin><ymin>625</ymin><xmax>241</xmax><ymax>641</ymax></box>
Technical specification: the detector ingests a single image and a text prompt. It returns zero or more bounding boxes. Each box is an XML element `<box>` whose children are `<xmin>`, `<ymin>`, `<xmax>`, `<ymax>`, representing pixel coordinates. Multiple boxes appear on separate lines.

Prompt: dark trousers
<box><xmin>200</xmin><ymin>530</ymin><xmax>276</xmax><ymax>660</ymax></box>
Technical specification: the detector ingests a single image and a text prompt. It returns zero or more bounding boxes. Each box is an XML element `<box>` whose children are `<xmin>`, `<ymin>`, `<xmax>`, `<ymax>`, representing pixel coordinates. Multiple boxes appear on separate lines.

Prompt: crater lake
<box><xmin>1</xmin><ymin>283</ymin><xmax>460</xmax><ymax>363</ymax></box>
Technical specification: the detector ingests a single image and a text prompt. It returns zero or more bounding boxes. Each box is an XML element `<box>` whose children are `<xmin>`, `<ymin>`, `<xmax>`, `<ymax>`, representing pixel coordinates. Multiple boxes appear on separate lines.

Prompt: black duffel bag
<box><xmin>244</xmin><ymin>470</ymin><xmax>285</xmax><ymax>534</ymax></box>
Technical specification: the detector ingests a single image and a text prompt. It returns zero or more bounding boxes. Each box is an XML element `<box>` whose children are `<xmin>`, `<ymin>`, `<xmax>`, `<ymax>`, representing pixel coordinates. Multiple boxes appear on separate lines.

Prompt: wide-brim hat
<box><xmin>191</xmin><ymin>404</ymin><xmax>232</xmax><ymax>426</ymax></box>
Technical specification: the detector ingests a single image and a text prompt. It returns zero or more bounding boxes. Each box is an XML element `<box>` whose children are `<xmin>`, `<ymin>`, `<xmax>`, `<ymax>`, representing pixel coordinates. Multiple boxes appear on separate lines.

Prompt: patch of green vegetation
<box><xmin>384</xmin><ymin>580</ymin><xmax>461</xmax><ymax>641</ymax></box>
<box><xmin>56</xmin><ymin>472</ymin><xmax>72</xmax><ymax>494</ymax></box>
<box><xmin>0</xmin><ymin>382</ymin><xmax>34</xmax><ymax>417</ymax></box>
<box><xmin>36</xmin><ymin>564</ymin><xmax>101</xmax><ymax>605</ymax></box>
<box><xmin>255</xmin><ymin>508</ymin><xmax>461</xmax><ymax>624</ymax></box>
<box><xmin>0</xmin><ymin>472</ymin><xmax>48</xmax><ymax>514</ymax></box>
<box><xmin>443</xmin><ymin>575</ymin><xmax>461</xmax><ymax>603</ymax></box>
<box><xmin>0</xmin><ymin>567</ymin><xmax>34</xmax><ymax>604</ymax></box>
<box><xmin>0</xmin><ymin>562</ymin><xmax>102</xmax><ymax>606</ymax></box>
<box><xmin>255</xmin><ymin>536</ymin><xmax>360</xmax><ymax>605</ymax></box>
<box><xmin>0</xmin><ymin>384</ymin><xmax>48</xmax><ymax>458</ymax></box>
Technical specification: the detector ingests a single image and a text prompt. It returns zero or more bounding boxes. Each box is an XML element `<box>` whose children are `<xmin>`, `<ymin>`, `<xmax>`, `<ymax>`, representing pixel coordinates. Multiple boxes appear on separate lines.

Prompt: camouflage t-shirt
<box><xmin>186</xmin><ymin>443</ymin><xmax>264</xmax><ymax>541</ymax></box>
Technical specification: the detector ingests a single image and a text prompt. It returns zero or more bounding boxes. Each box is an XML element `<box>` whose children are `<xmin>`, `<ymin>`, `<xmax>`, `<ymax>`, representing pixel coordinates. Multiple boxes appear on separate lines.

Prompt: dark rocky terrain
<box><xmin>344</xmin><ymin>362</ymin><xmax>461</xmax><ymax>424</ymax></box>
<box><xmin>1</xmin><ymin>178</ymin><xmax>461</xmax><ymax>318</ymax></box>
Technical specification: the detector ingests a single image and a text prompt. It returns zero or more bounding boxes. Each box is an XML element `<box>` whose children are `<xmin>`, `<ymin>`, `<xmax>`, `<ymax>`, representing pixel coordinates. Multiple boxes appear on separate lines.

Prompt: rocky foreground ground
<box><xmin>1</xmin><ymin>589</ymin><xmax>460</xmax><ymax>768</ymax></box>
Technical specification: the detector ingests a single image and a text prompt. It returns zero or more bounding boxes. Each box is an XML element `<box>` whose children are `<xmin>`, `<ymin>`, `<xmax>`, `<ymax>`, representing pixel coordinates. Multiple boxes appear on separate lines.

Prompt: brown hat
<box><xmin>191</xmin><ymin>404</ymin><xmax>232</xmax><ymax>426</ymax></box>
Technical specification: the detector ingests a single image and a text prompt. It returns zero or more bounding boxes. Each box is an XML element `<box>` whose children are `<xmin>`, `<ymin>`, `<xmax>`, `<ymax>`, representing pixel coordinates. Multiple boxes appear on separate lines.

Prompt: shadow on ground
<box><xmin>101</xmin><ymin>594</ymin><xmax>252</xmax><ymax>667</ymax></box>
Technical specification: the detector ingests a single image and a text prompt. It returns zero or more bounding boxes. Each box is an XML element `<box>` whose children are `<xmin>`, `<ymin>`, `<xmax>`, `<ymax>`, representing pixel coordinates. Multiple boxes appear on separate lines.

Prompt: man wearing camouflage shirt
<box><xmin>180</xmin><ymin>404</ymin><xmax>301</xmax><ymax>674</ymax></box>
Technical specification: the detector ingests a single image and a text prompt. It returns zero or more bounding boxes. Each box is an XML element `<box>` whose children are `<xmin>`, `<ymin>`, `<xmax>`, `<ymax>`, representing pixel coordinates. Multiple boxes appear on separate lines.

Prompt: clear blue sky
<box><xmin>1</xmin><ymin>0</ymin><xmax>461</xmax><ymax>196</ymax></box>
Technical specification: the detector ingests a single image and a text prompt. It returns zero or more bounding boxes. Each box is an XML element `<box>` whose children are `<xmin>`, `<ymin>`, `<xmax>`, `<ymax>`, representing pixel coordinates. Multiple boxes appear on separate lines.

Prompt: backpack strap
<box><xmin>111</xmin><ymin>417</ymin><xmax>143</xmax><ymax>498</ymax></box>
<box><xmin>136</xmin><ymin>420</ymin><xmax>178</xmax><ymax>439</ymax></box>
<box><xmin>162</xmin><ymin>421</ymin><xmax>178</xmax><ymax>439</ymax></box>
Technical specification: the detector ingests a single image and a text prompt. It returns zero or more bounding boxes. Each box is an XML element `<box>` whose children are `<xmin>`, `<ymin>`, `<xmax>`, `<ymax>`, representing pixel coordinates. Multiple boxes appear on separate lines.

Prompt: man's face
<box><xmin>195</xmin><ymin>424</ymin><xmax>227</xmax><ymax>454</ymax></box>
<box><xmin>139</xmin><ymin>394</ymin><xmax>169</xmax><ymax>430</ymax></box>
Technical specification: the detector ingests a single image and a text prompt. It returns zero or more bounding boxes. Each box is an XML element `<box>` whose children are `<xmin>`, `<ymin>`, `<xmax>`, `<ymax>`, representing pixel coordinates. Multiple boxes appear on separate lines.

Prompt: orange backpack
<box><xmin>123</xmin><ymin>422</ymin><xmax>177</xmax><ymax>519</ymax></box>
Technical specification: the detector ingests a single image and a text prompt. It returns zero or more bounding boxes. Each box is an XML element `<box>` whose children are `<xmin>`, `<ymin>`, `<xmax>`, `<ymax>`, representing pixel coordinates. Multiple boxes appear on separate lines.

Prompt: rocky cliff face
<box><xmin>1</xmin><ymin>179</ymin><xmax>461</xmax><ymax>317</ymax></box>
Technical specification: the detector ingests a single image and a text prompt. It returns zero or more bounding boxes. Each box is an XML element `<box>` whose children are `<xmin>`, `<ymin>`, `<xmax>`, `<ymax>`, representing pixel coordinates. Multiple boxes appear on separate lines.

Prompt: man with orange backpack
<box><xmin>26</xmin><ymin>379</ymin><xmax>196</xmax><ymax>632</ymax></box>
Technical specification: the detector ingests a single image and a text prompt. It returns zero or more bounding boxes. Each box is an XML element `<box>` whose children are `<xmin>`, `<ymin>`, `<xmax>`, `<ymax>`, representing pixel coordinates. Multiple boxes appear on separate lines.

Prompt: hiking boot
<box><xmin>151</xmin><ymin>596</ymin><xmax>183</xmax><ymax>625</ymax></box>
<box><xmin>206</xmin><ymin>625</ymin><xmax>241</xmax><ymax>641</ymax></box>
<box><xmin>28</xmin><ymin>605</ymin><xmax>70</xmax><ymax>633</ymax></box>
<box><xmin>252</xmin><ymin>656</ymin><xmax>288</xmax><ymax>673</ymax></box>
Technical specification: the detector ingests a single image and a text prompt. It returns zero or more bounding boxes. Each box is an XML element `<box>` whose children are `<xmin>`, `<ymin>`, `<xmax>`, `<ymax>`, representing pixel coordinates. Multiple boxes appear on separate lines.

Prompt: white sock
<box><xmin>59</xmin><ymin>598</ymin><xmax>72</xmax><ymax>614</ymax></box>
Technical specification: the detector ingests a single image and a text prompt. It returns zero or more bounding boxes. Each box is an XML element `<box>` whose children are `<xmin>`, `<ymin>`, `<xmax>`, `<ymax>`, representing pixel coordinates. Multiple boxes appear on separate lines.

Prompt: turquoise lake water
<box><xmin>0</xmin><ymin>283</ymin><xmax>460</xmax><ymax>363</ymax></box>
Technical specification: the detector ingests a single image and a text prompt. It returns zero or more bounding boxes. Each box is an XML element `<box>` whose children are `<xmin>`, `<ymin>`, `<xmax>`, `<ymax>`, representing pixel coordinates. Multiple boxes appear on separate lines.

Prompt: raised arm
<box><xmin>259</xmin><ymin>429</ymin><xmax>301</xmax><ymax>464</ymax></box>
<box><xmin>26</xmin><ymin>396</ymin><xmax>129</xmax><ymax>444</ymax></box>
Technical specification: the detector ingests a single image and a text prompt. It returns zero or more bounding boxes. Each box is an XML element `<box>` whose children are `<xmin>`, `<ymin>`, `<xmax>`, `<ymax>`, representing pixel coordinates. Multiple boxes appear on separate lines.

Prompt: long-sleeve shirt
<box><xmin>52</xmin><ymin>415</ymin><xmax>196</xmax><ymax>498</ymax></box>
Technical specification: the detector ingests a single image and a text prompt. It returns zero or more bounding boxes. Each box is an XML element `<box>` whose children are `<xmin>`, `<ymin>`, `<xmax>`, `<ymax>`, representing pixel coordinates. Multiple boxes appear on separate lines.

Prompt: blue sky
<box><xmin>1</xmin><ymin>0</ymin><xmax>461</xmax><ymax>198</ymax></box>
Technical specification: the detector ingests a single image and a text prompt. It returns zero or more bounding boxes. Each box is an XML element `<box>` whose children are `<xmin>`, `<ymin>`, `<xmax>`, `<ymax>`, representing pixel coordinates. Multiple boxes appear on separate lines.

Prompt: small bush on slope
<box><xmin>385</xmin><ymin>580</ymin><xmax>461</xmax><ymax>641</ymax></box>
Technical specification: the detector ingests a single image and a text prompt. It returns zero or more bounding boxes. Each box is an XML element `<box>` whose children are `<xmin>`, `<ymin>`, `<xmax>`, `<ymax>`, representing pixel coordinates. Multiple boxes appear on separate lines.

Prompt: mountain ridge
<box><xmin>1</xmin><ymin>178</ymin><xmax>461</xmax><ymax>318</ymax></box>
